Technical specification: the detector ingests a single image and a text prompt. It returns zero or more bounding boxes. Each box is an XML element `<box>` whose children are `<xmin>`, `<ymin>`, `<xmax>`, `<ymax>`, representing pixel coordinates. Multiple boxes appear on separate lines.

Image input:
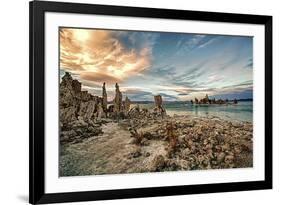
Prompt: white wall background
<box><xmin>0</xmin><ymin>0</ymin><xmax>279</xmax><ymax>204</ymax></box>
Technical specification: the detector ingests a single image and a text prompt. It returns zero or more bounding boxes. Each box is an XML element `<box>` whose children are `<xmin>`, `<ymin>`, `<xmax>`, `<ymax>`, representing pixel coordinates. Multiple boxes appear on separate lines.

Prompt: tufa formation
<box><xmin>60</xmin><ymin>72</ymin><xmax>167</xmax><ymax>125</ymax></box>
<box><xmin>60</xmin><ymin>72</ymin><xmax>135</xmax><ymax>125</ymax></box>
<box><xmin>191</xmin><ymin>94</ymin><xmax>238</xmax><ymax>105</ymax></box>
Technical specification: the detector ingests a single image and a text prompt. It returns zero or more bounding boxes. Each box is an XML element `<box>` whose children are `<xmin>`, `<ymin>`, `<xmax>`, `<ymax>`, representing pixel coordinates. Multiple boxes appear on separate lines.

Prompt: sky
<box><xmin>60</xmin><ymin>27</ymin><xmax>253</xmax><ymax>101</ymax></box>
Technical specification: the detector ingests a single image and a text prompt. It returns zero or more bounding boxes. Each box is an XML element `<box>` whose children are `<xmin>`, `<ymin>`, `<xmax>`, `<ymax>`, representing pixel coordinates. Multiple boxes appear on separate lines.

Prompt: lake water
<box><xmin>138</xmin><ymin>101</ymin><xmax>253</xmax><ymax>123</ymax></box>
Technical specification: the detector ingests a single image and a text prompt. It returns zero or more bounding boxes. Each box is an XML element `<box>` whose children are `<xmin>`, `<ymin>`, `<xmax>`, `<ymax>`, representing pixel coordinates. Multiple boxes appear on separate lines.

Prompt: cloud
<box><xmin>220</xmin><ymin>80</ymin><xmax>253</xmax><ymax>89</ymax></box>
<box><xmin>211</xmin><ymin>89</ymin><xmax>253</xmax><ymax>100</ymax></box>
<box><xmin>175</xmin><ymin>35</ymin><xmax>219</xmax><ymax>54</ymax></box>
<box><xmin>60</xmin><ymin>29</ymin><xmax>253</xmax><ymax>101</ymax></box>
<box><xmin>198</xmin><ymin>37</ymin><xmax>217</xmax><ymax>48</ymax></box>
<box><xmin>81</xmin><ymin>85</ymin><xmax>115</xmax><ymax>99</ymax></box>
<box><xmin>147</xmin><ymin>65</ymin><xmax>177</xmax><ymax>81</ymax></box>
<box><xmin>147</xmin><ymin>60</ymin><xmax>208</xmax><ymax>89</ymax></box>
<box><xmin>158</xmin><ymin>93</ymin><xmax>178</xmax><ymax>101</ymax></box>
<box><xmin>117</xmin><ymin>31</ymin><xmax>159</xmax><ymax>51</ymax></box>
<box><xmin>120</xmin><ymin>87</ymin><xmax>179</xmax><ymax>101</ymax></box>
<box><xmin>121</xmin><ymin>87</ymin><xmax>150</xmax><ymax>94</ymax></box>
<box><xmin>60</xmin><ymin>28</ymin><xmax>152</xmax><ymax>84</ymax></box>
<box><xmin>123</xmin><ymin>88</ymin><xmax>154</xmax><ymax>101</ymax></box>
<box><xmin>80</xmin><ymin>71</ymin><xmax>121</xmax><ymax>84</ymax></box>
<box><xmin>176</xmin><ymin>34</ymin><xmax>206</xmax><ymax>53</ymax></box>
<box><xmin>244</xmin><ymin>58</ymin><xmax>253</xmax><ymax>69</ymax></box>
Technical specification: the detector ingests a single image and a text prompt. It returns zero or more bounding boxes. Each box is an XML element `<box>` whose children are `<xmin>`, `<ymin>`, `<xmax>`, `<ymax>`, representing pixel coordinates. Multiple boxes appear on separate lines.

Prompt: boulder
<box><xmin>78</xmin><ymin>101</ymin><xmax>96</xmax><ymax>121</ymax></box>
<box><xmin>60</xmin><ymin>106</ymin><xmax>77</xmax><ymax>123</ymax></box>
<box><xmin>123</xmin><ymin>96</ymin><xmax>131</xmax><ymax>115</ymax></box>
<box><xmin>113</xmin><ymin>83</ymin><xmax>122</xmax><ymax>113</ymax></box>
<box><xmin>148</xmin><ymin>155</ymin><xmax>166</xmax><ymax>171</ymax></box>
<box><xmin>152</xmin><ymin>95</ymin><xmax>166</xmax><ymax>117</ymax></box>
<box><xmin>102</xmin><ymin>82</ymin><xmax>107</xmax><ymax>114</ymax></box>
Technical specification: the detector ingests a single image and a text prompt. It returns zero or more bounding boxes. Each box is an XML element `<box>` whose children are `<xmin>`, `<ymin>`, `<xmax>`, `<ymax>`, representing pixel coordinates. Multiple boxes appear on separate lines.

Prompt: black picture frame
<box><xmin>29</xmin><ymin>1</ymin><xmax>272</xmax><ymax>204</ymax></box>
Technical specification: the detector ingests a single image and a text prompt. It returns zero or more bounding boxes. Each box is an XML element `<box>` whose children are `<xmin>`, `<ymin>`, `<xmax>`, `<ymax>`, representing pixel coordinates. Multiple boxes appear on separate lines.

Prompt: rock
<box><xmin>166</xmin><ymin>122</ymin><xmax>178</xmax><ymax>156</ymax></box>
<box><xmin>133</xmin><ymin>151</ymin><xmax>142</xmax><ymax>158</ymax></box>
<box><xmin>187</xmin><ymin>154</ymin><xmax>198</xmax><ymax>168</ymax></box>
<box><xmin>178</xmin><ymin>135</ymin><xmax>187</xmax><ymax>144</ymax></box>
<box><xmin>165</xmin><ymin>159</ymin><xmax>178</xmax><ymax>170</ymax></box>
<box><xmin>60</xmin><ymin>130</ymin><xmax>77</xmax><ymax>142</ymax></box>
<box><xmin>158</xmin><ymin>129</ymin><xmax>165</xmax><ymax>135</ymax></box>
<box><xmin>102</xmin><ymin>82</ymin><xmax>107</xmax><ymax>115</ymax></box>
<box><xmin>128</xmin><ymin>138</ymin><xmax>137</xmax><ymax>144</ymax></box>
<box><xmin>187</xmin><ymin>139</ymin><xmax>194</xmax><ymax>147</ymax></box>
<box><xmin>80</xmin><ymin>90</ymin><xmax>93</xmax><ymax>102</ymax></box>
<box><xmin>113</xmin><ymin>83</ymin><xmax>122</xmax><ymax>113</ymax></box>
<box><xmin>204</xmin><ymin>143</ymin><xmax>213</xmax><ymax>150</ymax></box>
<box><xmin>128</xmin><ymin>105</ymin><xmax>140</xmax><ymax>118</ymax></box>
<box><xmin>215</xmin><ymin>145</ymin><xmax>222</xmax><ymax>152</ymax></box>
<box><xmin>198</xmin><ymin>155</ymin><xmax>205</xmax><ymax>164</ymax></box>
<box><xmin>60</xmin><ymin>72</ymin><xmax>98</xmax><ymax>124</ymax></box>
<box><xmin>128</xmin><ymin>147</ymin><xmax>142</xmax><ymax>158</ymax></box>
<box><xmin>154</xmin><ymin>95</ymin><xmax>163</xmax><ymax>107</ymax></box>
<box><xmin>145</xmin><ymin>152</ymin><xmax>151</xmax><ymax>157</ymax></box>
<box><xmin>77</xmin><ymin>116</ymin><xmax>88</xmax><ymax>126</ymax></box>
<box><xmin>181</xmin><ymin>148</ymin><xmax>191</xmax><ymax>158</ymax></box>
<box><xmin>60</xmin><ymin>72</ymin><xmax>128</xmax><ymax>126</ymax></box>
<box><xmin>78</xmin><ymin>101</ymin><xmax>96</xmax><ymax>121</ymax></box>
<box><xmin>60</xmin><ymin>106</ymin><xmax>77</xmax><ymax>123</ymax></box>
<box><xmin>206</xmin><ymin>149</ymin><xmax>214</xmax><ymax>159</ymax></box>
<box><xmin>140</xmin><ymin>138</ymin><xmax>149</xmax><ymax>146</ymax></box>
<box><xmin>224</xmin><ymin>155</ymin><xmax>234</xmax><ymax>164</ymax></box>
<box><xmin>123</xmin><ymin>96</ymin><xmax>131</xmax><ymax>116</ymax></box>
<box><xmin>148</xmin><ymin>155</ymin><xmax>166</xmax><ymax>171</ymax></box>
<box><xmin>186</xmin><ymin>121</ymin><xmax>195</xmax><ymax>127</ymax></box>
<box><xmin>143</xmin><ymin>132</ymin><xmax>153</xmax><ymax>140</ymax></box>
<box><xmin>178</xmin><ymin>159</ymin><xmax>191</xmax><ymax>170</ymax></box>
<box><xmin>217</xmin><ymin>152</ymin><xmax>226</xmax><ymax>163</ymax></box>
<box><xmin>100</xmin><ymin>118</ymin><xmax>113</xmax><ymax>124</ymax></box>
<box><xmin>60</xmin><ymin>72</ymin><xmax>81</xmax><ymax>108</ymax></box>
<box><xmin>241</xmin><ymin>141</ymin><xmax>253</xmax><ymax>152</ymax></box>
<box><xmin>221</xmin><ymin>143</ymin><xmax>230</xmax><ymax>151</ymax></box>
<box><xmin>234</xmin><ymin>145</ymin><xmax>242</xmax><ymax>154</ymax></box>
<box><xmin>152</xmin><ymin>95</ymin><xmax>166</xmax><ymax>117</ymax></box>
<box><xmin>97</xmin><ymin>102</ymin><xmax>105</xmax><ymax>119</ymax></box>
<box><xmin>87</xmin><ymin>126</ymin><xmax>103</xmax><ymax>136</ymax></box>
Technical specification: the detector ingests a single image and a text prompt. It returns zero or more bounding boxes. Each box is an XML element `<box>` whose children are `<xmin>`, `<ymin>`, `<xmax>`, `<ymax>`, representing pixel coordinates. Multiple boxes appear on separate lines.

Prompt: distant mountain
<box><xmin>237</xmin><ymin>98</ymin><xmax>253</xmax><ymax>101</ymax></box>
<box><xmin>131</xmin><ymin>101</ymin><xmax>154</xmax><ymax>104</ymax></box>
<box><xmin>130</xmin><ymin>99</ymin><xmax>253</xmax><ymax>104</ymax></box>
<box><xmin>210</xmin><ymin>90</ymin><xmax>253</xmax><ymax>101</ymax></box>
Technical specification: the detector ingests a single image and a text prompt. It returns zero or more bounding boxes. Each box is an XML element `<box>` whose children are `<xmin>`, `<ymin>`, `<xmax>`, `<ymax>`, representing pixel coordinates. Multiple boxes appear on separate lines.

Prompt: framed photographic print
<box><xmin>29</xmin><ymin>0</ymin><xmax>272</xmax><ymax>204</ymax></box>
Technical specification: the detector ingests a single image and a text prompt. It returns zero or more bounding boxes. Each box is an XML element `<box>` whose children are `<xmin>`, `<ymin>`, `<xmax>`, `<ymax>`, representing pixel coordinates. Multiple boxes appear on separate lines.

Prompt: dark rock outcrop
<box><xmin>152</xmin><ymin>95</ymin><xmax>166</xmax><ymax>117</ymax></box>
<box><xmin>60</xmin><ymin>72</ymin><xmax>99</xmax><ymax>124</ymax></box>
<box><xmin>192</xmin><ymin>94</ymin><xmax>238</xmax><ymax>105</ymax></box>
<box><xmin>102</xmin><ymin>82</ymin><xmax>107</xmax><ymax>115</ymax></box>
<box><xmin>113</xmin><ymin>83</ymin><xmax>122</xmax><ymax>113</ymax></box>
<box><xmin>60</xmin><ymin>72</ymin><xmax>135</xmax><ymax>143</ymax></box>
<box><xmin>123</xmin><ymin>96</ymin><xmax>131</xmax><ymax>115</ymax></box>
<box><xmin>59</xmin><ymin>72</ymin><xmax>106</xmax><ymax>143</ymax></box>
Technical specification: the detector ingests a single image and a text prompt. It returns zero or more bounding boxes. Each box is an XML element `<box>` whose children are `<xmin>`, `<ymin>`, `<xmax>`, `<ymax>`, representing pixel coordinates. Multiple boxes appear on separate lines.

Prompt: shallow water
<box><xmin>138</xmin><ymin>101</ymin><xmax>253</xmax><ymax>123</ymax></box>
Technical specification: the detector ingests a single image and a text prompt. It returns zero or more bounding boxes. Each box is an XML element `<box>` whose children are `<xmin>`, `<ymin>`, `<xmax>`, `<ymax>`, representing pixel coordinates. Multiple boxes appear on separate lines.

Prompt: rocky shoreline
<box><xmin>60</xmin><ymin>113</ymin><xmax>252</xmax><ymax>176</ymax></box>
<box><xmin>59</xmin><ymin>73</ymin><xmax>253</xmax><ymax>176</ymax></box>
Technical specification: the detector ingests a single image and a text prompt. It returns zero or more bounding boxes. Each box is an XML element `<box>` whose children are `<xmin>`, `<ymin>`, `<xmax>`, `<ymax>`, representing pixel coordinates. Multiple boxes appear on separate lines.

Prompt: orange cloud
<box><xmin>80</xmin><ymin>71</ymin><xmax>121</xmax><ymax>84</ymax></box>
<box><xmin>60</xmin><ymin>28</ymin><xmax>151</xmax><ymax>84</ymax></box>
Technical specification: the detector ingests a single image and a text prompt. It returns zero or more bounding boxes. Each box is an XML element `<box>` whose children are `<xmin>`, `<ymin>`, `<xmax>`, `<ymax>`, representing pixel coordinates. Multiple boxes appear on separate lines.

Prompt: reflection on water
<box><xmin>138</xmin><ymin>101</ymin><xmax>253</xmax><ymax>122</ymax></box>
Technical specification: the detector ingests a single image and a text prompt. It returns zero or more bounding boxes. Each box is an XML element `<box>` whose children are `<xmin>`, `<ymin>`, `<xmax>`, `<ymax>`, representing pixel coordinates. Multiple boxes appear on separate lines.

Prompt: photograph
<box><xmin>59</xmin><ymin>27</ymin><xmax>253</xmax><ymax>176</ymax></box>
<box><xmin>28</xmin><ymin>1</ymin><xmax>272</xmax><ymax>203</ymax></box>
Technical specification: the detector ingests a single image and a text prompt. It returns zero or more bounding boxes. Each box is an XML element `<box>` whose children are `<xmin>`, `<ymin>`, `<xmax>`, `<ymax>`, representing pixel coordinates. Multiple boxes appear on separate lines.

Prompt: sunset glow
<box><xmin>60</xmin><ymin>28</ymin><xmax>253</xmax><ymax>101</ymax></box>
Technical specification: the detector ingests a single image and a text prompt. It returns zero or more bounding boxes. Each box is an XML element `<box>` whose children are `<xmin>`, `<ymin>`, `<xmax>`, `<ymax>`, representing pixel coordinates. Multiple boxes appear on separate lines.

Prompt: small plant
<box><xmin>166</xmin><ymin>122</ymin><xmax>178</xmax><ymax>157</ymax></box>
<box><xmin>130</xmin><ymin>128</ymin><xmax>144</xmax><ymax>145</ymax></box>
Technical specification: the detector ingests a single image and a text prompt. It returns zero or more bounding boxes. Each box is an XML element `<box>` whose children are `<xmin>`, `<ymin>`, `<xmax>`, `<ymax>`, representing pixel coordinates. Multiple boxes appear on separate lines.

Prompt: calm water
<box><xmin>138</xmin><ymin>101</ymin><xmax>253</xmax><ymax>122</ymax></box>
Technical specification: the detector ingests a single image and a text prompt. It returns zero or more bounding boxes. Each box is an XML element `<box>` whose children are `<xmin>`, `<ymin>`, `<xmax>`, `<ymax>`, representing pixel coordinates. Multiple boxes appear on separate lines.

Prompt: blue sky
<box><xmin>60</xmin><ymin>28</ymin><xmax>253</xmax><ymax>101</ymax></box>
